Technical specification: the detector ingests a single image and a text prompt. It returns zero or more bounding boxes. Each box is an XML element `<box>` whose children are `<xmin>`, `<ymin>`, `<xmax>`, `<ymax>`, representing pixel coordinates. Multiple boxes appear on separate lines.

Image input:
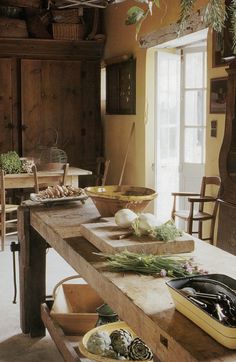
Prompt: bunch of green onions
<box><xmin>97</xmin><ymin>250</ymin><xmax>207</xmax><ymax>278</ymax></box>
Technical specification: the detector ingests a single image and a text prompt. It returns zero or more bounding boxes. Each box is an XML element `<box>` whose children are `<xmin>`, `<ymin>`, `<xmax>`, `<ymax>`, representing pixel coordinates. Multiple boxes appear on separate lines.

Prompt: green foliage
<box><xmin>132</xmin><ymin>219</ymin><xmax>183</xmax><ymax>240</ymax></box>
<box><xmin>179</xmin><ymin>0</ymin><xmax>195</xmax><ymax>34</ymax></box>
<box><xmin>149</xmin><ymin>220</ymin><xmax>183</xmax><ymax>241</ymax></box>
<box><xmin>204</xmin><ymin>0</ymin><xmax>226</xmax><ymax>32</ymax></box>
<box><xmin>126</xmin><ymin>6</ymin><xmax>145</xmax><ymax>25</ymax></box>
<box><xmin>229</xmin><ymin>0</ymin><xmax>236</xmax><ymax>53</ymax></box>
<box><xmin>0</xmin><ymin>151</ymin><xmax>22</xmax><ymax>174</ymax></box>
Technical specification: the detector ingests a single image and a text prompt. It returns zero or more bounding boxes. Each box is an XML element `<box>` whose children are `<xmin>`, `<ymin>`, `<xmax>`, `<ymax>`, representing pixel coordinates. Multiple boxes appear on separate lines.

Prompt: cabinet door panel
<box><xmin>21</xmin><ymin>59</ymin><xmax>83</xmax><ymax>167</ymax></box>
<box><xmin>80</xmin><ymin>60</ymin><xmax>102</xmax><ymax>170</ymax></box>
<box><xmin>0</xmin><ymin>58</ymin><xmax>18</xmax><ymax>153</ymax></box>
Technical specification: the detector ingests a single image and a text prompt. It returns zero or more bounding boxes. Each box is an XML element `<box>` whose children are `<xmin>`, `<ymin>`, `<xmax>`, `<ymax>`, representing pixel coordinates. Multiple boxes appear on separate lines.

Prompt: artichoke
<box><xmin>110</xmin><ymin>329</ymin><xmax>133</xmax><ymax>357</ymax></box>
<box><xmin>128</xmin><ymin>337</ymin><xmax>153</xmax><ymax>360</ymax></box>
<box><xmin>103</xmin><ymin>346</ymin><xmax>119</xmax><ymax>359</ymax></box>
<box><xmin>86</xmin><ymin>331</ymin><xmax>112</xmax><ymax>355</ymax></box>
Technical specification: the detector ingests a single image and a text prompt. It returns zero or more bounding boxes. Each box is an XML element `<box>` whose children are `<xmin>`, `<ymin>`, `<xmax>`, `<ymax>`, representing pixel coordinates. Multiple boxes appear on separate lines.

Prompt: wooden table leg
<box><xmin>18</xmin><ymin>205</ymin><xmax>47</xmax><ymax>337</ymax></box>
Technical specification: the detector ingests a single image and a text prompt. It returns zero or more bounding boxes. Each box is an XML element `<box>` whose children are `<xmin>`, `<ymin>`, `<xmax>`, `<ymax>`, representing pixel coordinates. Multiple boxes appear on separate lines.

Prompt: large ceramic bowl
<box><xmin>84</xmin><ymin>185</ymin><xmax>157</xmax><ymax>217</ymax></box>
<box><xmin>79</xmin><ymin>321</ymin><xmax>153</xmax><ymax>362</ymax></box>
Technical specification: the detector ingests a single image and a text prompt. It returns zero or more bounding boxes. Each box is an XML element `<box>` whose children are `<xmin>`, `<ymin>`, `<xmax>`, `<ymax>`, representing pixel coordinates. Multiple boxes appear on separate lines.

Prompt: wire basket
<box><xmin>38</xmin><ymin>128</ymin><xmax>68</xmax><ymax>170</ymax></box>
<box><xmin>40</xmin><ymin>146</ymin><xmax>67</xmax><ymax>164</ymax></box>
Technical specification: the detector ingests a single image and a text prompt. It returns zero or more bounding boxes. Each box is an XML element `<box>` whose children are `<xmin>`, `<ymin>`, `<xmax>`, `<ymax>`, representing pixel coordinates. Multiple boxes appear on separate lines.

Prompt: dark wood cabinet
<box><xmin>218</xmin><ymin>59</ymin><xmax>236</xmax><ymax>254</ymax></box>
<box><xmin>0</xmin><ymin>39</ymin><xmax>103</xmax><ymax>173</ymax></box>
<box><xmin>0</xmin><ymin>58</ymin><xmax>19</xmax><ymax>152</ymax></box>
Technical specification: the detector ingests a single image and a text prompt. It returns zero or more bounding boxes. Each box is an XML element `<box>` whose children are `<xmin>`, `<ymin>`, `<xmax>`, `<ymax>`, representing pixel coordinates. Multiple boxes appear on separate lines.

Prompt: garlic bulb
<box><xmin>115</xmin><ymin>209</ymin><xmax>137</xmax><ymax>228</ymax></box>
<box><xmin>136</xmin><ymin>213</ymin><xmax>160</xmax><ymax>234</ymax></box>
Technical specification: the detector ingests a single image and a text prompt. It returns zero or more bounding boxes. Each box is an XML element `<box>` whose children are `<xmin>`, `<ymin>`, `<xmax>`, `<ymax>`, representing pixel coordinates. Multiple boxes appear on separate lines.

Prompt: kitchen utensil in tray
<box><xmin>166</xmin><ymin>274</ymin><xmax>236</xmax><ymax>349</ymax></box>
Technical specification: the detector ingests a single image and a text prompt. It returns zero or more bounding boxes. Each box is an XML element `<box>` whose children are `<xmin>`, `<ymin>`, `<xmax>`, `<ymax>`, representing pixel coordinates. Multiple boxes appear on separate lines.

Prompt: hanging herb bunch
<box><xmin>126</xmin><ymin>0</ymin><xmax>236</xmax><ymax>53</ymax></box>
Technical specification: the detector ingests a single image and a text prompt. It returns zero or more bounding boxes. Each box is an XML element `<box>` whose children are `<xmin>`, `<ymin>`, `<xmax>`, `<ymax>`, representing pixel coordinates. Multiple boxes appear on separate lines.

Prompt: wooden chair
<box><xmin>33</xmin><ymin>163</ymin><xmax>70</xmax><ymax>193</ymax></box>
<box><xmin>0</xmin><ymin>170</ymin><xmax>18</xmax><ymax>251</ymax></box>
<box><xmin>171</xmin><ymin>176</ymin><xmax>221</xmax><ymax>244</ymax></box>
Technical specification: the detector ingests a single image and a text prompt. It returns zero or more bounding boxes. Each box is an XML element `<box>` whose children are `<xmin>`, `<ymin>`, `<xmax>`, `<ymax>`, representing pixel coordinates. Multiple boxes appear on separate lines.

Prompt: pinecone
<box><xmin>110</xmin><ymin>329</ymin><xmax>133</xmax><ymax>357</ymax></box>
<box><xmin>128</xmin><ymin>337</ymin><xmax>153</xmax><ymax>360</ymax></box>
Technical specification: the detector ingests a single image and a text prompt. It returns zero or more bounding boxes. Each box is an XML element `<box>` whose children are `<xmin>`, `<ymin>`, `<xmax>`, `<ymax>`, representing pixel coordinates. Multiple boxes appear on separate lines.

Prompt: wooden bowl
<box><xmin>84</xmin><ymin>185</ymin><xmax>157</xmax><ymax>217</ymax></box>
<box><xmin>79</xmin><ymin>321</ymin><xmax>153</xmax><ymax>362</ymax></box>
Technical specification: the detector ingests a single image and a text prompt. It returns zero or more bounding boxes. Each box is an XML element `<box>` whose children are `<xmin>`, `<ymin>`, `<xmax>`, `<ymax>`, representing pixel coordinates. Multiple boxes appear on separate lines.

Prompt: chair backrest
<box><xmin>0</xmin><ymin>170</ymin><xmax>6</xmax><ymax>216</ymax></box>
<box><xmin>95</xmin><ymin>157</ymin><xmax>110</xmax><ymax>186</ymax></box>
<box><xmin>199</xmin><ymin>176</ymin><xmax>221</xmax><ymax>213</ymax></box>
<box><xmin>33</xmin><ymin>163</ymin><xmax>69</xmax><ymax>194</ymax></box>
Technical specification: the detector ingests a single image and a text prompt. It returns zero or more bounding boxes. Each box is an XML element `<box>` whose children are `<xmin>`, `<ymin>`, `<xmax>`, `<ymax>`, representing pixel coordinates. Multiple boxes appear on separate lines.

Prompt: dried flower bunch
<box><xmin>97</xmin><ymin>250</ymin><xmax>208</xmax><ymax>278</ymax></box>
<box><xmin>126</xmin><ymin>0</ymin><xmax>236</xmax><ymax>52</ymax></box>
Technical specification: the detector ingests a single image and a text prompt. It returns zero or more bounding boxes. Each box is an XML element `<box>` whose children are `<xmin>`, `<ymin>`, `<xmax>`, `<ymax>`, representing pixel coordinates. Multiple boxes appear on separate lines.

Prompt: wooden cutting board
<box><xmin>80</xmin><ymin>218</ymin><xmax>194</xmax><ymax>254</ymax></box>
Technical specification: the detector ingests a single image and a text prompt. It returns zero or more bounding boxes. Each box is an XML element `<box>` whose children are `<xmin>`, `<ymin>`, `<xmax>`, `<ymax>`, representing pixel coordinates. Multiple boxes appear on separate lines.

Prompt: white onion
<box><xmin>114</xmin><ymin>209</ymin><xmax>137</xmax><ymax>228</ymax></box>
<box><xmin>137</xmin><ymin>213</ymin><xmax>160</xmax><ymax>234</ymax></box>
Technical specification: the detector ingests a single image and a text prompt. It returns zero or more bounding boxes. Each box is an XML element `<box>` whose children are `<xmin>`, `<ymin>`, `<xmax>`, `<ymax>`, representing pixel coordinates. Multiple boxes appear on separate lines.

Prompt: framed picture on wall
<box><xmin>106</xmin><ymin>57</ymin><xmax>136</xmax><ymax>115</ymax></box>
<box><xmin>210</xmin><ymin>77</ymin><xmax>227</xmax><ymax>114</ymax></box>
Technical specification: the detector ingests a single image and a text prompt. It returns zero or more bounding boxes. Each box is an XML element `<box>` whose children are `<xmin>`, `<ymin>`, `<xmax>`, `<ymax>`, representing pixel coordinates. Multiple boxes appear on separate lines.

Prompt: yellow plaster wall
<box><xmin>104</xmin><ymin>0</ymin><xmax>227</xmax><ymax>193</ymax></box>
<box><xmin>206</xmin><ymin>31</ymin><xmax>227</xmax><ymax>176</ymax></box>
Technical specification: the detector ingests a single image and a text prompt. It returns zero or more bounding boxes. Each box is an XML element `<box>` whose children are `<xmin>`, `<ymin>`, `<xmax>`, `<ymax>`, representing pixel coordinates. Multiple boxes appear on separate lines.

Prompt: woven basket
<box><xmin>52</xmin><ymin>23</ymin><xmax>85</xmax><ymax>40</ymax></box>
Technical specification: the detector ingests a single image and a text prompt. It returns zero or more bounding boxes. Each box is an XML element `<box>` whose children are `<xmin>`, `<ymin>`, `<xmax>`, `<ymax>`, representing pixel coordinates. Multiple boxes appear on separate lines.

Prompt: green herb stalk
<box><xmin>96</xmin><ymin>250</ymin><xmax>206</xmax><ymax>278</ymax></box>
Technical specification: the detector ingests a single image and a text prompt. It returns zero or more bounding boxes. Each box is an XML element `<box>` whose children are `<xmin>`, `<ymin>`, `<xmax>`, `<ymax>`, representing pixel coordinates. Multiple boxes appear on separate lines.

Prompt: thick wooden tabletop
<box><xmin>5</xmin><ymin>167</ymin><xmax>92</xmax><ymax>189</ymax></box>
<box><xmin>18</xmin><ymin>200</ymin><xmax>236</xmax><ymax>362</ymax></box>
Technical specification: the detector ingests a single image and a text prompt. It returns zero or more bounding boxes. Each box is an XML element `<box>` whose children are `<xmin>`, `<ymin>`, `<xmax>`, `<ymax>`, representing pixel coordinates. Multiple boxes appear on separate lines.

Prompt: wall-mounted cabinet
<box><xmin>0</xmin><ymin>38</ymin><xmax>103</xmax><ymax>173</ymax></box>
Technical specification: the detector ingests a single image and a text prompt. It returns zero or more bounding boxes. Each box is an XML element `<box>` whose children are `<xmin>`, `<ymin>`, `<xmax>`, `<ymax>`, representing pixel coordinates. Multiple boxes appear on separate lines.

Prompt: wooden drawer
<box><xmin>41</xmin><ymin>302</ymin><xmax>88</xmax><ymax>362</ymax></box>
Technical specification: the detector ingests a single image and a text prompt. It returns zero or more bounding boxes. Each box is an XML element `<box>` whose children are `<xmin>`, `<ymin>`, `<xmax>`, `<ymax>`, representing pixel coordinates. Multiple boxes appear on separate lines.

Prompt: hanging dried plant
<box><xmin>204</xmin><ymin>0</ymin><xmax>226</xmax><ymax>32</ymax></box>
<box><xmin>125</xmin><ymin>0</ymin><xmax>236</xmax><ymax>54</ymax></box>
<box><xmin>229</xmin><ymin>0</ymin><xmax>236</xmax><ymax>52</ymax></box>
<box><xmin>178</xmin><ymin>0</ymin><xmax>195</xmax><ymax>34</ymax></box>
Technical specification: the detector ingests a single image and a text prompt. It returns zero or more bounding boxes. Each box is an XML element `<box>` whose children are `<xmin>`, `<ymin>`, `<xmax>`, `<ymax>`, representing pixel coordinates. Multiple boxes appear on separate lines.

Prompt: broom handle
<box><xmin>118</xmin><ymin>122</ymin><xmax>135</xmax><ymax>186</ymax></box>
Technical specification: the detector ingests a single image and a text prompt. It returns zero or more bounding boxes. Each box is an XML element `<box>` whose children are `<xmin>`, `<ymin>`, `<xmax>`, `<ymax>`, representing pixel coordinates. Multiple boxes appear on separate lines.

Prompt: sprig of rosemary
<box><xmin>96</xmin><ymin>250</ymin><xmax>207</xmax><ymax>278</ymax></box>
<box><xmin>204</xmin><ymin>0</ymin><xmax>226</xmax><ymax>32</ymax></box>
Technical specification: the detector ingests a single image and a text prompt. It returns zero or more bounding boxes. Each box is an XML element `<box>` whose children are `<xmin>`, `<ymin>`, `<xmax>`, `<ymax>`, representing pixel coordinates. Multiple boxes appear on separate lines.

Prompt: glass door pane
<box><xmin>156</xmin><ymin>50</ymin><xmax>181</xmax><ymax>221</ymax></box>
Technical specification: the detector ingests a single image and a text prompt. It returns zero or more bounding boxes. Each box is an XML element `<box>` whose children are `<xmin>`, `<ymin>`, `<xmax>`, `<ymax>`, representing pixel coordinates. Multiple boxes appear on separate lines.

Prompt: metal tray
<box><xmin>166</xmin><ymin>274</ymin><xmax>236</xmax><ymax>349</ymax></box>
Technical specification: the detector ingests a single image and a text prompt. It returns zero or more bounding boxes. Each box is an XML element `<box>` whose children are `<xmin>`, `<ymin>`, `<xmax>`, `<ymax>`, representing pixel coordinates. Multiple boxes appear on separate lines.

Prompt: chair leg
<box><xmin>1</xmin><ymin>217</ymin><xmax>5</xmax><ymax>251</ymax></box>
<box><xmin>209</xmin><ymin>218</ymin><xmax>216</xmax><ymax>245</ymax></box>
<box><xmin>187</xmin><ymin>219</ymin><xmax>193</xmax><ymax>235</ymax></box>
<box><xmin>1</xmin><ymin>233</ymin><xmax>5</xmax><ymax>251</ymax></box>
<box><xmin>198</xmin><ymin>221</ymin><xmax>203</xmax><ymax>240</ymax></box>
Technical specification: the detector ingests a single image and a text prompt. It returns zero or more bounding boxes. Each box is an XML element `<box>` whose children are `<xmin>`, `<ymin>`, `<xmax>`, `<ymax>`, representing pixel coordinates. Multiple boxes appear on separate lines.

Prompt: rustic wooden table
<box><xmin>5</xmin><ymin>167</ymin><xmax>92</xmax><ymax>189</ymax></box>
<box><xmin>17</xmin><ymin>200</ymin><xmax>236</xmax><ymax>362</ymax></box>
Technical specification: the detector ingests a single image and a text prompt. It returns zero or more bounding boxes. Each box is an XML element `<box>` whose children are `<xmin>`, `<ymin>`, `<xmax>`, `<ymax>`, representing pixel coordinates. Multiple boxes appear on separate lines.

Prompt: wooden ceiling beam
<box><xmin>0</xmin><ymin>0</ymin><xmax>42</xmax><ymax>8</ymax></box>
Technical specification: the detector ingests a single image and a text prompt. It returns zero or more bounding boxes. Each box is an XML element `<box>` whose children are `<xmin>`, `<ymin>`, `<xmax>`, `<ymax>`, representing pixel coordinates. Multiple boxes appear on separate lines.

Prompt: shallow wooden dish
<box><xmin>79</xmin><ymin>321</ymin><xmax>153</xmax><ymax>362</ymax></box>
<box><xmin>84</xmin><ymin>185</ymin><xmax>157</xmax><ymax>217</ymax></box>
